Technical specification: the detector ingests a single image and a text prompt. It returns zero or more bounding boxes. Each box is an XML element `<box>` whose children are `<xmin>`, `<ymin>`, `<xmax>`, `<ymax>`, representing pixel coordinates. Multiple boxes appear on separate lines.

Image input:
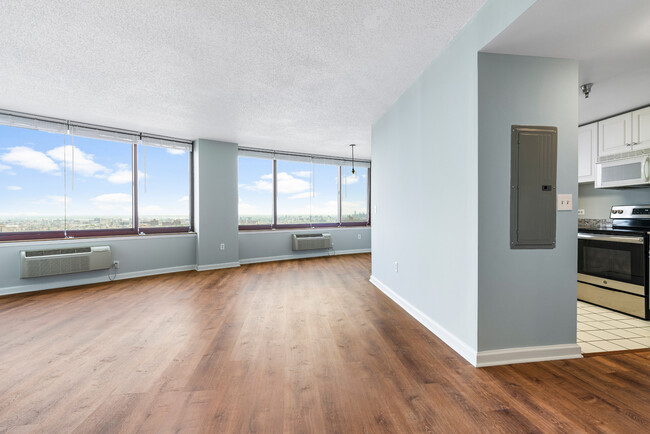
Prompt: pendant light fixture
<box><xmin>349</xmin><ymin>144</ymin><xmax>356</xmax><ymax>175</ymax></box>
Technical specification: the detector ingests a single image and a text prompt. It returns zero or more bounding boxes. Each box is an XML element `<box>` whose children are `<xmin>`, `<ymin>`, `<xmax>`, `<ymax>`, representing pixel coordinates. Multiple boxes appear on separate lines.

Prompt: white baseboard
<box><xmin>476</xmin><ymin>344</ymin><xmax>583</xmax><ymax>367</ymax></box>
<box><xmin>195</xmin><ymin>262</ymin><xmax>241</xmax><ymax>271</ymax></box>
<box><xmin>369</xmin><ymin>275</ymin><xmax>478</xmax><ymax>366</ymax></box>
<box><xmin>0</xmin><ymin>265</ymin><xmax>196</xmax><ymax>297</ymax></box>
<box><xmin>240</xmin><ymin>248</ymin><xmax>370</xmax><ymax>265</ymax></box>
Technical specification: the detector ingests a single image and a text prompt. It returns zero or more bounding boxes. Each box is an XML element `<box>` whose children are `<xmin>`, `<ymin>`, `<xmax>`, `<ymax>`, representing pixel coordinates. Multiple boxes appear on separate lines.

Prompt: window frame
<box><xmin>0</xmin><ymin>114</ymin><xmax>194</xmax><ymax>241</ymax></box>
<box><xmin>238</xmin><ymin>155</ymin><xmax>370</xmax><ymax>231</ymax></box>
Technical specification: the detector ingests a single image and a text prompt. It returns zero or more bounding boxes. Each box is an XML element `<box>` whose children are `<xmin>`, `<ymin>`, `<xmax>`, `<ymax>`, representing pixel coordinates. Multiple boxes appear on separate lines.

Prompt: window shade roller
<box><xmin>238</xmin><ymin>149</ymin><xmax>276</xmax><ymax>160</ymax></box>
<box><xmin>141</xmin><ymin>136</ymin><xmax>192</xmax><ymax>151</ymax></box>
<box><xmin>313</xmin><ymin>157</ymin><xmax>370</xmax><ymax>168</ymax></box>
<box><xmin>70</xmin><ymin>125</ymin><xmax>140</xmax><ymax>144</ymax></box>
<box><xmin>0</xmin><ymin>113</ymin><xmax>67</xmax><ymax>135</ymax></box>
<box><xmin>239</xmin><ymin>148</ymin><xmax>370</xmax><ymax>167</ymax></box>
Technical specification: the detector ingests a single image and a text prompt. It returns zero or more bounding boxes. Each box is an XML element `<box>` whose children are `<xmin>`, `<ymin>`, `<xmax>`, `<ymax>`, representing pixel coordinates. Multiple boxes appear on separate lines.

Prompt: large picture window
<box><xmin>0</xmin><ymin>112</ymin><xmax>193</xmax><ymax>240</ymax></box>
<box><xmin>238</xmin><ymin>152</ymin><xmax>370</xmax><ymax>229</ymax></box>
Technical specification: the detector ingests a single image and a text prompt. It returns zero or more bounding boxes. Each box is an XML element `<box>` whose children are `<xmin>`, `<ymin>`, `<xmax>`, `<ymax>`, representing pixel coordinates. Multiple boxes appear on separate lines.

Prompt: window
<box><xmin>238</xmin><ymin>156</ymin><xmax>273</xmax><ymax>226</ymax></box>
<box><xmin>138</xmin><ymin>139</ymin><xmax>191</xmax><ymax>230</ymax></box>
<box><xmin>65</xmin><ymin>130</ymin><xmax>134</xmax><ymax>231</ymax></box>
<box><xmin>0</xmin><ymin>112</ymin><xmax>193</xmax><ymax>240</ymax></box>
<box><xmin>238</xmin><ymin>152</ymin><xmax>370</xmax><ymax>229</ymax></box>
<box><xmin>0</xmin><ymin>124</ymin><xmax>67</xmax><ymax>234</ymax></box>
<box><xmin>341</xmin><ymin>166</ymin><xmax>369</xmax><ymax>223</ymax></box>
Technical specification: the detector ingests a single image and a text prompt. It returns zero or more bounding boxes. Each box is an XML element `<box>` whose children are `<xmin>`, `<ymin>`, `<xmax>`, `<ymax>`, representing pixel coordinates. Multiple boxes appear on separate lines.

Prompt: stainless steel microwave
<box><xmin>596</xmin><ymin>155</ymin><xmax>650</xmax><ymax>188</ymax></box>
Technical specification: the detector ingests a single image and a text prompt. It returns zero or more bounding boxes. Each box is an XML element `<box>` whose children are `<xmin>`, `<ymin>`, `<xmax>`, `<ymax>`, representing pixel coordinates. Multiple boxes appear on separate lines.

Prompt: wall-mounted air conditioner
<box><xmin>291</xmin><ymin>233</ymin><xmax>332</xmax><ymax>251</ymax></box>
<box><xmin>20</xmin><ymin>246</ymin><xmax>112</xmax><ymax>278</ymax></box>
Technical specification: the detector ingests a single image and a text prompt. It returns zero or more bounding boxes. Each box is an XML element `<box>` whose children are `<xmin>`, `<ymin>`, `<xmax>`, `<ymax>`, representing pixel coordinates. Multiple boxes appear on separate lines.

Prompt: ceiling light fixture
<box><xmin>349</xmin><ymin>144</ymin><xmax>356</xmax><ymax>175</ymax></box>
<box><xmin>580</xmin><ymin>83</ymin><xmax>593</xmax><ymax>99</ymax></box>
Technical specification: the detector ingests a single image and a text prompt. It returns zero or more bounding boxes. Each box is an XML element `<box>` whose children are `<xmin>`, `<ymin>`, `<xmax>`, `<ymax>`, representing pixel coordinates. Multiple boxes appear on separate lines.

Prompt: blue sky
<box><xmin>0</xmin><ymin>125</ymin><xmax>190</xmax><ymax>219</ymax></box>
<box><xmin>238</xmin><ymin>156</ymin><xmax>368</xmax><ymax>219</ymax></box>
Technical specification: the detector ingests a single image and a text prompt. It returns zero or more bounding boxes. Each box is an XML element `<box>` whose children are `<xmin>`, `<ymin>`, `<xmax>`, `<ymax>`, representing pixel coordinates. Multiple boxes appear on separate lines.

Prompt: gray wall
<box><xmin>371</xmin><ymin>0</ymin><xmax>536</xmax><ymax>354</ymax></box>
<box><xmin>578</xmin><ymin>183</ymin><xmax>650</xmax><ymax>218</ymax></box>
<box><xmin>194</xmin><ymin>139</ymin><xmax>240</xmax><ymax>268</ymax></box>
<box><xmin>0</xmin><ymin>234</ymin><xmax>197</xmax><ymax>296</ymax></box>
<box><xmin>239</xmin><ymin>227</ymin><xmax>370</xmax><ymax>263</ymax></box>
<box><xmin>477</xmin><ymin>53</ymin><xmax>578</xmax><ymax>351</ymax></box>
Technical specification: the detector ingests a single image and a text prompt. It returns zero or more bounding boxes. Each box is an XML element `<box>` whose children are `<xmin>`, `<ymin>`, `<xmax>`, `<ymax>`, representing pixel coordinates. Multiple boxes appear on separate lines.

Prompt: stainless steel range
<box><xmin>578</xmin><ymin>205</ymin><xmax>650</xmax><ymax>320</ymax></box>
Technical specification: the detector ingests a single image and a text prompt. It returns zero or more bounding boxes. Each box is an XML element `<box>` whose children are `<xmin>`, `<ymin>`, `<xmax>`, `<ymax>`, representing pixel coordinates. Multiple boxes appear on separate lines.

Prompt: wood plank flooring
<box><xmin>1</xmin><ymin>253</ymin><xmax>650</xmax><ymax>432</ymax></box>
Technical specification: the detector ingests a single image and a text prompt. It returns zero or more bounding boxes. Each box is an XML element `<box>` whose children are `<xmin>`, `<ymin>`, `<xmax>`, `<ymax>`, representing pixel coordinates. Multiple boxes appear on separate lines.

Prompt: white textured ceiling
<box><xmin>482</xmin><ymin>0</ymin><xmax>650</xmax><ymax>125</ymax></box>
<box><xmin>0</xmin><ymin>0</ymin><xmax>487</xmax><ymax>159</ymax></box>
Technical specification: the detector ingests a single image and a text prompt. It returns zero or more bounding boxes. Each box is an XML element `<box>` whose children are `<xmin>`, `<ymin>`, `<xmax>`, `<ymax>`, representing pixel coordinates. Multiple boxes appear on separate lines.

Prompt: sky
<box><xmin>0</xmin><ymin>124</ymin><xmax>190</xmax><ymax>220</ymax></box>
<box><xmin>238</xmin><ymin>156</ymin><xmax>368</xmax><ymax>221</ymax></box>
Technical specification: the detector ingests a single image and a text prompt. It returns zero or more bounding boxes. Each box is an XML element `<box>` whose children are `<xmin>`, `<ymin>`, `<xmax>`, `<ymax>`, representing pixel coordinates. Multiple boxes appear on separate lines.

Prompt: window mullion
<box><xmin>273</xmin><ymin>159</ymin><xmax>278</xmax><ymax>228</ymax></box>
<box><xmin>133</xmin><ymin>142</ymin><xmax>139</xmax><ymax>234</ymax></box>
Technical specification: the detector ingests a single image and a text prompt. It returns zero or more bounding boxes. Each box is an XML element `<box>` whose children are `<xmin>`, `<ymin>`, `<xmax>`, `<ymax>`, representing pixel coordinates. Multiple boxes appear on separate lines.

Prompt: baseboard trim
<box><xmin>476</xmin><ymin>344</ymin><xmax>583</xmax><ymax>367</ymax></box>
<box><xmin>369</xmin><ymin>275</ymin><xmax>478</xmax><ymax>366</ymax></box>
<box><xmin>239</xmin><ymin>248</ymin><xmax>370</xmax><ymax>265</ymax></box>
<box><xmin>195</xmin><ymin>262</ymin><xmax>241</xmax><ymax>271</ymax></box>
<box><xmin>0</xmin><ymin>265</ymin><xmax>196</xmax><ymax>297</ymax></box>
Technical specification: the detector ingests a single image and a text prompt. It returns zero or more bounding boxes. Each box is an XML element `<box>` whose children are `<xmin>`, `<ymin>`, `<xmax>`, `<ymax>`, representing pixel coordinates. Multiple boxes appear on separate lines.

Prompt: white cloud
<box><xmin>47</xmin><ymin>146</ymin><xmax>111</xmax><ymax>177</ymax></box>
<box><xmin>1</xmin><ymin>146</ymin><xmax>59</xmax><ymax>173</ymax></box>
<box><xmin>107</xmin><ymin>169</ymin><xmax>132</xmax><ymax>184</ymax></box>
<box><xmin>342</xmin><ymin>174</ymin><xmax>360</xmax><ymax>185</ymax></box>
<box><xmin>0</xmin><ymin>163</ymin><xmax>11</xmax><ymax>171</ymax></box>
<box><xmin>289</xmin><ymin>191</ymin><xmax>313</xmax><ymax>200</ymax></box>
<box><xmin>178</xmin><ymin>196</ymin><xmax>189</xmax><ymax>202</ymax></box>
<box><xmin>342</xmin><ymin>200</ymin><xmax>366</xmax><ymax>213</ymax></box>
<box><xmin>238</xmin><ymin>197</ymin><xmax>258</xmax><ymax>214</ymax></box>
<box><xmin>292</xmin><ymin>170</ymin><xmax>311</xmax><ymax>178</ymax></box>
<box><xmin>277</xmin><ymin>172</ymin><xmax>310</xmax><ymax>194</ymax></box>
<box><xmin>166</xmin><ymin>149</ymin><xmax>186</xmax><ymax>155</ymax></box>
<box><xmin>91</xmin><ymin>193</ymin><xmax>131</xmax><ymax>211</ymax></box>
<box><xmin>7</xmin><ymin>186</ymin><xmax>22</xmax><ymax>191</ymax></box>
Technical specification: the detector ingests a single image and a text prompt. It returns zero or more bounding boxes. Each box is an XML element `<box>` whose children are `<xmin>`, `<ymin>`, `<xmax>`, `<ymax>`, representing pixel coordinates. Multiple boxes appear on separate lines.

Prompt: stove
<box><xmin>578</xmin><ymin>205</ymin><xmax>650</xmax><ymax>320</ymax></box>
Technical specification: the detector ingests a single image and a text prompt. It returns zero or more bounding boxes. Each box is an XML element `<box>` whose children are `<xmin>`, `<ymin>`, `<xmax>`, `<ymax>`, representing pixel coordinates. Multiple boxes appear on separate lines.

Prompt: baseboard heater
<box><xmin>292</xmin><ymin>233</ymin><xmax>332</xmax><ymax>251</ymax></box>
<box><xmin>20</xmin><ymin>246</ymin><xmax>112</xmax><ymax>278</ymax></box>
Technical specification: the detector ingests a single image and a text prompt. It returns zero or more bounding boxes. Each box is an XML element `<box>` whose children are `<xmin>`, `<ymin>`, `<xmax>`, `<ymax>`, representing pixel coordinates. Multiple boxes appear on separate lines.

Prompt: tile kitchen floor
<box><xmin>577</xmin><ymin>300</ymin><xmax>650</xmax><ymax>353</ymax></box>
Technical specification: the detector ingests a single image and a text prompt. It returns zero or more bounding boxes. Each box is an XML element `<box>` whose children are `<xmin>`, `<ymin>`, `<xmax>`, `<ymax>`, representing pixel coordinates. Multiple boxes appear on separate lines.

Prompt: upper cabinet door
<box><xmin>632</xmin><ymin>106</ymin><xmax>650</xmax><ymax>151</ymax></box>
<box><xmin>578</xmin><ymin>123</ymin><xmax>598</xmax><ymax>183</ymax></box>
<box><xmin>599</xmin><ymin>112</ymin><xmax>633</xmax><ymax>157</ymax></box>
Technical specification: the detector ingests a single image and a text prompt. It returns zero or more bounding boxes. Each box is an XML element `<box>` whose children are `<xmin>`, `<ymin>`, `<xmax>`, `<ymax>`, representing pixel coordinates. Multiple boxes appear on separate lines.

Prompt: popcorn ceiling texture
<box><xmin>0</xmin><ymin>0</ymin><xmax>486</xmax><ymax>159</ymax></box>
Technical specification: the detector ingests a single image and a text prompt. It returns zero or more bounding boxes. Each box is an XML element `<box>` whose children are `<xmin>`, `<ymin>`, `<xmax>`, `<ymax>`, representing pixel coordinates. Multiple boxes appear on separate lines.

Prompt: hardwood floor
<box><xmin>1</xmin><ymin>253</ymin><xmax>650</xmax><ymax>432</ymax></box>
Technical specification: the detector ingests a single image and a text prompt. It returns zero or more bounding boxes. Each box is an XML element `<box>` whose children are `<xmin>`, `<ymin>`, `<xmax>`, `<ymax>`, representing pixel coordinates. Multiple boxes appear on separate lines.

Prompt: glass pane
<box><xmin>311</xmin><ymin>164</ymin><xmax>338</xmax><ymax>224</ymax></box>
<box><xmin>276</xmin><ymin>160</ymin><xmax>312</xmax><ymax>225</ymax></box>
<box><xmin>238</xmin><ymin>156</ymin><xmax>273</xmax><ymax>225</ymax></box>
<box><xmin>65</xmin><ymin>135</ymin><xmax>133</xmax><ymax>230</ymax></box>
<box><xmin>341</xmin><ymin>166</ymin><xmax>368</xmax><ymax>223</ymax></box>
<box><xmin>138</xmin><ymin>145</ymin><xmax>190</xmax><ymax>228</ymax></box>
<box><xmin>0</xmin><ymin>125</ymin><xmax>66</xmax><ymax>232</ymax></box>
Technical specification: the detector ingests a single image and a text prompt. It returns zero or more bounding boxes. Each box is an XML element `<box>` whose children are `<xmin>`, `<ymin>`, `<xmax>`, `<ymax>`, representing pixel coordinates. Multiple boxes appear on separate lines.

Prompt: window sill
<box><xmin>239</xmin><ymin>226</ymin><xmax>370</xmax><ymax>234</ymax></box>
<box><xmin>0</xmin><ymin>232</ymin><xmax>197</xmax><ymax>247</ymax></box>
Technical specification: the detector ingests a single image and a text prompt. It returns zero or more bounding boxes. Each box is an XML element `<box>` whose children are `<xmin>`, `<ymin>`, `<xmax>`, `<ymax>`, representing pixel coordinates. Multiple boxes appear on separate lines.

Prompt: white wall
<box><xmin>370</xmin><ymin>0</ymin><xmax>536</xmax><ymax>363</ymax></box>
<box><xmin>477</xmin><ymin>53</ymin><xmax>579</xmax><ymax>352</ymax></box>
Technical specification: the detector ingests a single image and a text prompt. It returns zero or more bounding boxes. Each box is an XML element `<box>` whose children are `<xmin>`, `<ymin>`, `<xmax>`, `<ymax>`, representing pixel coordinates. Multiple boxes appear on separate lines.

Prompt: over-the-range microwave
<box><xmin>596</xmin><ymin>155</ymin><xmax>650</xmax><ymax>188</ymax></box>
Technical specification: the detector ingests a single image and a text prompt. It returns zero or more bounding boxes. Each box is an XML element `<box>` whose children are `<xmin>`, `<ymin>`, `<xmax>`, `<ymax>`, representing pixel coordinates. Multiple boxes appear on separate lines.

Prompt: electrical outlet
<box><xmin>220</xmin><ymin>243</ymin><xmax>225</xmax><ymax>251</ymax></box>
<box><xmin>112</xmin><ymin>260</ymin><xmax>119</xmax><ymax>269</ymax></box>
<box><xmin>578</xmin><ymin>209</ymin><xmax>585</xmax><ymax>216</ymax></box>
<box><xmin>357</xmin><ymin>234</ymin><xmax>361</xmax><ymax>240</ymax></box>
<box><xmin>557</xmin><ymin>194</ymin><xmax>573</xmax><ymax>211</ymax></box>
<box><xmin>394</xmin><ymin>261</ymin><xmax>398</xmax><ymax>273</ymax></box>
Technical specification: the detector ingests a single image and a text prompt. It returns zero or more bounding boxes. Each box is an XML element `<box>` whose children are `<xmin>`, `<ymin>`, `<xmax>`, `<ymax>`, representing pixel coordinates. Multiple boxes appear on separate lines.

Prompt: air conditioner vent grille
<box><xmin>292</xmin><ymin>233</ymin><xmax>332</xmax><ymax>251</ymax></box>
<box><xmin>20</xmin><ymin>246</ymin><xmax>112</xmax><ymax>278</ymax></box>
<box><xmin>25</xmin><ymin>247</ymin><xmax>92</xmax><ymax>257</ymax></box>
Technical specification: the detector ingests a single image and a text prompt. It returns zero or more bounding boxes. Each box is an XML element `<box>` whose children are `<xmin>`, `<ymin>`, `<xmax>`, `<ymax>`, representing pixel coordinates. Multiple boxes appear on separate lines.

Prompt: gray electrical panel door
<box><xmin>510</xmin><ymin>125</ymin><xmax>558</xmax><ymax>249</ymax></box>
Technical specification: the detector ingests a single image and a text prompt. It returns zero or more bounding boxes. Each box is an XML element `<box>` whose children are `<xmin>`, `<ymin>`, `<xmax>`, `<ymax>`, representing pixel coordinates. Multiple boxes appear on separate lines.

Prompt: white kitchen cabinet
<box><xmin>632</xmin><ymin>106</ymin><xmax>650</xmax><ymax>151</ymax></box>
<box><xmin>598</xmin><ymin>112</ymin><xmax>632</xmax><ymax>157</ymax></box>
<box><xmin>578</xmin><ymin>123</ymin><xmax>598</xmax><ymax>183</ymax></box>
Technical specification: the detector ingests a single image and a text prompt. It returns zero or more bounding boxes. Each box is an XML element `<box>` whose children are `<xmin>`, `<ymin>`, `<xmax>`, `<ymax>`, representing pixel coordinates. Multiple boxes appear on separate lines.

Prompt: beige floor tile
<box><xmin>608</xmin><ymin>328</ymin><xmax>644</xmax><ymax>339</ymax></box>
<box><xmin>590</xmin><ymin>340</ymin><xmax>626</xmax><ymax>351</ymax></box>
<box><xmin>589</xmin><ymin>330</ymin><xmax>622</xmax><ymax>340</ymax></box>
<box><xmin>577</xmin><ymin>322</ymin><xmax>598</xmax><ymax>331</ymax></box>
<box><xmin>601</xmin><ymin>312</ymin><xmax>631</xmax><ymax>320</ymax></box>
<box><xmin>583</xmin><ymin>321</ymin><xmax>611</xmax><ymax>330</ymax></box>
<box><xmin>610</xmin><ymin>339</ymin><xmax>649</xmax><ymax>350</ymax></box>
<box><xmin>631</xmin><ymin>327</ymin><xmax>650</xmax><ymax>337</ymax></box>
<box><xmin>621</xmin><ymin>319</ymin><xmax>648</xmax><ymax>328</ymax></box>
<box><xmin>601</xmin><ymin>320</ymin><xmax>630</xmax><ymax>329</ymax></box>
<box><xmin>578</xmin><ymin>342</ymin><xmax>603</xmax><ymax>354</ymax></box>
<box><xmin>631</xmin><ymin>336</ymin><xmax>650</xmax><ymax>346</ymax></box>
<box><xmin>581</xmin><ymin>313</ymin><xmax>611</xmax><ymax>322</ymax></box>
<box><xmin>577</xmin><ymin>331</ymin><xmax>601</xmax><ymax>342</ymax></box>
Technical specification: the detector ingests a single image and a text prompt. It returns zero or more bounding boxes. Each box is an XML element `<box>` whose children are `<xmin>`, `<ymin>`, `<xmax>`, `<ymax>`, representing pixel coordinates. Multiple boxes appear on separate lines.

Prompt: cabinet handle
<box><xmin>626</xmin><ymin>143</ymin><xmax>631</xmax><ymax>146</ymax></box>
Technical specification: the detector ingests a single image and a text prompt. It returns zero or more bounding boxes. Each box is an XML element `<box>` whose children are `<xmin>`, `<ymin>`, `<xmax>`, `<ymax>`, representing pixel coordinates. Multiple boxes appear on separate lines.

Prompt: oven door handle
<box><xmin>578</xmin><ymin>233</ymin><xmax>645</xmax><ymax>244</ymax></box>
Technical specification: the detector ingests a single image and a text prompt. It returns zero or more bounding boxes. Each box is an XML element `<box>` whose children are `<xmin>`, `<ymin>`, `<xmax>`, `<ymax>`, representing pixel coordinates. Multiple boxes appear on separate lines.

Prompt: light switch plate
<box><xmin>557</xmin><ymin>194</ymin><xmax>573</xmax><ymax>211</ymax></box>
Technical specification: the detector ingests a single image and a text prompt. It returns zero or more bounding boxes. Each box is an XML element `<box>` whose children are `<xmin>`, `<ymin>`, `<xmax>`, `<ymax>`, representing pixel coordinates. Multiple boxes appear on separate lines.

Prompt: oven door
<box><xmin>578</xmin><ymin>233</ymin><xmax>646</xmax><ymax>295</ymax></box>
